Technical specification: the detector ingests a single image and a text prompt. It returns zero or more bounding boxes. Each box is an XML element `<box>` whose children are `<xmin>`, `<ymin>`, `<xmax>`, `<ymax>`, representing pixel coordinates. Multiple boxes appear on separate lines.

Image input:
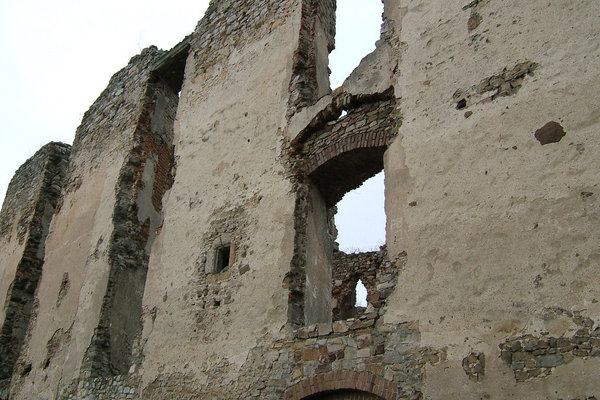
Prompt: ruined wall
<box><xmin>381</xmin><ymin>0</ymin><xmax>600</xmax><ymax>398</ymax></box>
<box><xmin>0</xmin><ymin>142</ymin><xmax>70</xmax><ymax>399</ymax></box>
<box><xmin>136</xmin><ymin>0</ymin><xmax>309</xmax><ymax>398</ymax></box>
<box><xmin>7</xmin><ymin>46</ymin><xmax>179</xmax><ymax>399</ymax></box>
<box><xmin>1</xmin><ymin>0</ymin><xmax>598</xmax><ymax>399</ymax></box>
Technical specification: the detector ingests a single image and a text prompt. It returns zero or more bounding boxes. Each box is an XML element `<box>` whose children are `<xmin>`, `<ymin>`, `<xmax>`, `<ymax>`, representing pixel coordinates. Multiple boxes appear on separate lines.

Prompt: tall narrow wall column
<box><xmin>81</xmin><ymin>53</ymin><xmax>182</xmax><ymax>378</ymax></box>
<box><xmin>0</xmin><ymin>142</ymin><xmax>70</xmax><ymax>399</ymax></box>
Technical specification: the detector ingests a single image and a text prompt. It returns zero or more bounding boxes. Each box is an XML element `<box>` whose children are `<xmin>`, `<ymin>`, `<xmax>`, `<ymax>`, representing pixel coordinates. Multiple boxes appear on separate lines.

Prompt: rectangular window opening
<box><xmin>216</xmin><ymin>245</ymin><xmax>231</xmax><ymax>273</ymax></box>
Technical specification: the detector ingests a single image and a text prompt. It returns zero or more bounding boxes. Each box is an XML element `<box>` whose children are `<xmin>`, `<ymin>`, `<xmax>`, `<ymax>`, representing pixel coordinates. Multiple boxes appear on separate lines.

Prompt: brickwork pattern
<box><xmin>301</xmin><ymin>99</ymin><xmax>396</xmax><ymax>176</ymax></box>
<box><xmin>284</xmin><ymin>371</ymin><xmax>393</xmax><ymax>400</ymax></box>
<box><xmin>285</xmin><ymin>88</ymin><xmax>398</xmax><ymax>327</ymax></box>
<box><xmin>306</xmin><ymin>391</ymin><xmax>383</xmax><ymax>400</ymax></box>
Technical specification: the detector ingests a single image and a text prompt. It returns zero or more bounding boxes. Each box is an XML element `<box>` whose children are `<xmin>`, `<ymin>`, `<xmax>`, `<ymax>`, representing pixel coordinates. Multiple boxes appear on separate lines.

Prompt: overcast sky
<box><xmin>0</xmin><ymin>0</ymin><xmax>385</xmax><ymax>253</ymax></box>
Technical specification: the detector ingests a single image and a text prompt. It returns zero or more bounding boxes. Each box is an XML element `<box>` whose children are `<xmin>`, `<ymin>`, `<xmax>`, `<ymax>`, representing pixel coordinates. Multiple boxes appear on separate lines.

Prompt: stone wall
<box><xmin>297</xmin><ymin>90</ymin><xmax>398</xmax><ymax>206</ymax></box>
<box><xmin>6</xmin><ymin>46</ymin><xmax>181</xmax><ymax>399</ymax></box>
<box><xmin>331</xmin><ymin>248</ymin><xmax>399</xmax><ymax>321</ymax></box>
<box><xmin>135</xmin><ymin>0</ymin><xmax>304</xmax><ymax>397</ymax></box>
<box><xmin>1</xmin><ymin>0</ymin><xmax>599</xmax><ymax>399</ymax></box>
<box><xmin>383</xmin><ymin>0</ymin><xmax>600</xmax><ymax>398</ymax></box>
<box><xmin>0</xmin><ymin>142</ymin><xmax>70</xmax><ymax>399</ymax></box>
<box><xmin>288</xmin><ymin>0</ymin><xmax>336</xmax><ymax>115</ymax></box>
<box><xmin>80</xmin><ymin>72</ymin><xmax>178</xmax><ymax>379</ymax></box>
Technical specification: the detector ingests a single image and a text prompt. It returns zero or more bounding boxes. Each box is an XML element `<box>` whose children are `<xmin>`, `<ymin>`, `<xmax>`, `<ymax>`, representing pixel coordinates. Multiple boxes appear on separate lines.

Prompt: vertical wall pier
<box><xmin>288</xmin><ymin>0</ymin><xmax>336</xmax><ymax>116</ymax></box>
<box><xmin>0</xmin><ymin>143</ymin><xmax>71</xmax><ymax>399</ymax></box>
<box><xmin>81</xmin><ymin>40</ymin><xmax>187</xmax><ymax>378</ymax></box>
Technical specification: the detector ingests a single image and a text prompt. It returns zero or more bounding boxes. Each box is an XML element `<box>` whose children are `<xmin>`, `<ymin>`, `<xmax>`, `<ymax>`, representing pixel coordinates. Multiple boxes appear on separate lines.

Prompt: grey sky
<box><xmin>0</xmin><ymin>0</ymin><xmax>385</xmax><ymax>253</ymax></box>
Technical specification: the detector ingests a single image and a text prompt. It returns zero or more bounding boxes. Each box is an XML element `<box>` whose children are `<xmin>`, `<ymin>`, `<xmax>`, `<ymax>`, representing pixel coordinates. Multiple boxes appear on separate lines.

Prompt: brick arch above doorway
<box><xmin>283</xmin><ymin>371</ymin><xmax>398</xmax><ymax>400</ymax></box>
<box><xmin>305</xmin><ymin>389</ymin><xmax>383</xmax><ymax>399</ymax></box>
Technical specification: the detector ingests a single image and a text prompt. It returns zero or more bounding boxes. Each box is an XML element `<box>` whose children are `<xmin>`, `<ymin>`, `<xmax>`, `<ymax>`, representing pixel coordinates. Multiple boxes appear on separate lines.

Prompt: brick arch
<box><xmin>308</xmin><ymin>146</ymin><xmax>386</xmax><ymax>207</ymax></box>
<box><xmin>297</xmin><ymin>94</ymin><xmax>397</xmax><ymax>207</ymax></box>
<box><xmin>284</xmin><ymin>371</ymin><xmax>398</xmax><ymax>400</ymax></box>
<box><xmin>305</xmin><ymin>390</ymin><xmax>383</xmax><ymax>399</ymax></box>
<box><xmin>304</xmin><ymin>131</ymin><xmax>389</xmax><ymax>176</ymax></box>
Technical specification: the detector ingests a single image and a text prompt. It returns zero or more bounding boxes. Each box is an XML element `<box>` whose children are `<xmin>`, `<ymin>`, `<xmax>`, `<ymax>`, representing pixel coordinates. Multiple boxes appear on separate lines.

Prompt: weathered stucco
<box><xmin>0</xmin><ymin>142</ymin><xmax>70</xmax><ymax>399</ymax></box>
<box><xmin>0</xmin><ymin>0</ymin><xmax>598</xmax><ymax>399</ymax></box>
<box><xmin>382</xmin><ymin>0</ymin><xmax>600</xmax><ymax>398</ymax></box>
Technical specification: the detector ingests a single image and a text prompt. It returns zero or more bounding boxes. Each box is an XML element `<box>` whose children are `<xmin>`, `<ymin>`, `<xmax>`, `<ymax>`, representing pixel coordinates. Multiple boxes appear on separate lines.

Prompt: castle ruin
<box><xmin>1</xmin><ymin>0</ymin><xmax>599</xmax><ymax>398</ymax></box>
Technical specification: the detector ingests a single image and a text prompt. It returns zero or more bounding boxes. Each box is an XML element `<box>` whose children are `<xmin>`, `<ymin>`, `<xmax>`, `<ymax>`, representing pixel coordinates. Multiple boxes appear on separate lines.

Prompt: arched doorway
<box><xmin>304</xmin><ymin>389</ymin><xmax>384</xmax><ymax>399</ymax></box>
<box><xmin>283</xmin><ymin>371</ymin><xmax>397</xmax><ymax>400</ymax></box>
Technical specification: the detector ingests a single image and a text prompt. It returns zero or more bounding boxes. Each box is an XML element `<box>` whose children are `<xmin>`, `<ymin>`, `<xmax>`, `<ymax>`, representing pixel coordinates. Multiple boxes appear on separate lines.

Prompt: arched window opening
<box><xmin>329</xmin><ymin>0</ymin><xmax>384</xmax><ymax>89</ymax></box>
<box><xmin>355</xmin><ymin>279</ymin><xmax>367</xmax><ymax>307</ymax></box>
<box><xmin>290</xmin><ymin>91</ymin><xmax>398</xmax><ymax>327</ymax></box>
<box><xmin>334</xmin><ymin>171</ymin><xmax>385</xmax><ymax>253</ymax></box>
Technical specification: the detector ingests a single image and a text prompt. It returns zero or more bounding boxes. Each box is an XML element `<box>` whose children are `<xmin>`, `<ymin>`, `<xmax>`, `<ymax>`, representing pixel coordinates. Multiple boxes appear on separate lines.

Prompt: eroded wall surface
<box><xmin>136</xmin><ymin>0</ymin><xmax>304</xmax><ymax>397</ymax></box>
<box><xmin>0</xmin><ymin>142</ymin><xmax>70</xmax><ymax>399</ymax></box>
<box><xmin>6</xmin><ymin>46</ymin><xmax>179</xmax><ymax>399</ymax></box>
<box><xmin>0</xmin><ymin>0</ymin><xmax>598</xmax><ymax>399</ymax></box>
<box><xmin>382</xmin><ymin>0</ymin><xmax>600</xmax><ymax>398</ymax></box>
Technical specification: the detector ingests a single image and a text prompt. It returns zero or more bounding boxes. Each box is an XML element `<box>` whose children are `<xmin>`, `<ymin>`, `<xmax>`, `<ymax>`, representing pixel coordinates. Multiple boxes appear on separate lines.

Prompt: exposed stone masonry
<box><xmin>283</xmin><ymin>319</ymin><xmax>443</xmax><ymax>400</ymax></box>
<box><xmin>140</xmin><ymin>317</ymin><xmax>442</xmax><ymax>400</ymax></box>
<box><xmin>191</xmin><ymin>0</ymin><xmax>296</xmax><ymax>97</ymax></box>
<box><xmin>499</xmin><ymin>310</ymin><xmax>600</xmax><ymax>382</ymax></box>
<box><xmin>292</xmin><ymin>88</ymin><xmax>395</xmax><ymax>150</ymax></box>
<box><xmin>284</xmin><ymin>372</ymin><xmax>394</xmax><ymax>400</ymax></box>
<box><xmin>2</xmin><ymin>0</ymin><xmax>599</xmax><ymax>398</ymax></box>
<box><xmin>126</xmin><ymin>250</ymin><xmax>409</xmax><ymax>399</ymax></box>
<box><xmin>81</xmin><ymin>49</ymin><xmax>178</xmax><ymax>378</ymax></box>
<box><xmin>0</xmin><ymin>144</ymin><xmax>70</xmax><ymax>242</ymax></box>
<box><xmin>285</xmin><ymin>180</ymin><xmax>311</xmax><ymax>327</ymax></box>
<box><xmin>332</xmin><ymin>248</ymin><xmax>398</xmax><ymax>321</ymax></box>
<box><xmin>288</xmin><ymin>0</ymin><xmax>336</xmax><ymax>116</ymax></box>
<box><xmin>299</xmin><ymin>91</ymin><xmax>397</xmax><ymax>207</ymax></box>
<box><xmin>0</xmin><ymin>142</ymin><xmax>70</xmax><ymax>399</ymax></box>
<box><xmin>187</xmin><ymin>202</ymin><xmax>255</xmax><ymax>338</ymax></box>
<box><xmin>453</xmin><ymin>61</ymin><xmax>538</xmax><ymax>111</ymax></box>
<box><xmin>462</xmin><ymin>352</ymin><xmax>485</xmax><ymax>382</ymax></box>
<box><xmin>284</xmin><ymin>87</ymin><xmax>398</xmax><ymax>332</ymax></box>
<box><xmin>301</xmin><ymin>98</ymin><xmax>397</xmax><ymax>175</ymax></box>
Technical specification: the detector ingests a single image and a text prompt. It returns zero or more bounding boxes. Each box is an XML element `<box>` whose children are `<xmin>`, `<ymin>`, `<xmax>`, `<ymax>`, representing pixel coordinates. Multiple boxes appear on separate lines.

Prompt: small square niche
<box><xmin>205</xmin><ymin>234</ymin><xmax>235</xmax><ymax>275</ymax></box>
<box><xmin>215</xmin><ymin>245</ymin><xmax>231</xmax><ymax>273</ymax></box>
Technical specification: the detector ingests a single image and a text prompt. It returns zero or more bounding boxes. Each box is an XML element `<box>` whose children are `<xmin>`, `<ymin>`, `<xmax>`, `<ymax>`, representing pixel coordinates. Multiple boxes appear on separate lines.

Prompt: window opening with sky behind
<box><xmin>330</xmin><ymin>0</ymin><xmax>385</xmax><ymax>307</ymax></box>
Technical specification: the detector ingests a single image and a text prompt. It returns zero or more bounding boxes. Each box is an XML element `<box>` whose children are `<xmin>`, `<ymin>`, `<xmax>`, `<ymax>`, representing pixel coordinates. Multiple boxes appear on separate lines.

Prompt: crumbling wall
<box><xmin>0</xmin><ymin>142</ymin><xmax>70</xmax><ymax>399</ymax></box>
<box><xmin>288</xmin><ymin>0</ymin><xmax>336</xmax><ymax>115</ymax></box>
<box><xmin>382</xmin><ymin>0</ymin><xmax>600</xmax><ymax>398</ymax></box>
<box><xmin>2</xmin><ymin>0</ymin><xmax>599</xmax><ymax>398</ymax></box>
<box><xmin>8</xmin><ymin>46</ymin><xmax>178</xmax><ymax>399</ymax></box>
<box><xmin>285</xmin><ymin>88</ymin><xmax>399</xmax><ymax>329</ymax></box>
<box><xmin>136</xmin><ymin>0</ymin><xmax>306</xmax><ymax>398</ymax></box>
<box><xmin>80</xmin><ymin>71</ymin><xmax>178</xmax><ymax>379</ymax></box>
<box><xmin>331</xmin><ymin>249</ymin><xmax>397</xmax><ymax>321</ymax></box>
